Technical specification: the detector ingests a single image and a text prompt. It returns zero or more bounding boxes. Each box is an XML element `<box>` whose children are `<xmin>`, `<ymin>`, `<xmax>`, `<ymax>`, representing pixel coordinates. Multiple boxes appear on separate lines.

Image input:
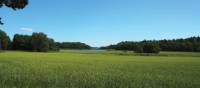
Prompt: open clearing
<box><xmin>0</xmin><ymin>51</ymin><xmax>200</xmax><ymax>88</ymax></box>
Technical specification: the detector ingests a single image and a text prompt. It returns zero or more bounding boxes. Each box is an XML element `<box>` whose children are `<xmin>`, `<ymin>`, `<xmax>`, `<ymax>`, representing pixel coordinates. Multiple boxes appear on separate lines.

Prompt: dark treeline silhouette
<box><xmin>101</xmin><ymin>37</ymin><xmax>200</xmax><ymax>53</ymax></box>
<box><xmin>101</xmin><ymin>41</ymin><xmax>160</xmax><ymax>53</ymax></box>
<box><xmin>56</xmin><ymin>42</ymin><xmax>91</xmax><ymax>50</ymax></box>
<box><xmin>159</xmin><ymin>37</ymin><xmax>200</xmax><ymax>52</ymax></box>
<box><xmin>0</xmin><ymin>29</ymin><xmax>91</xmax><ymax>52</ymax></box>
<box><xmin>12</xmin><ymin>33</ymin><xmax>59</xmax><ymax>52</ymax></box>
<box><xmin>0</xmin><ymin>29</ymin><xmax>58</xmax><ymax>52</ymax></box>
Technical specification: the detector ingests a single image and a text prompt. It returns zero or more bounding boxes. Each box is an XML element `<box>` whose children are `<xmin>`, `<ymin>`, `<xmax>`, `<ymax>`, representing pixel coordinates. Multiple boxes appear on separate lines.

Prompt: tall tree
<box><xmin>0</xmin><ymin>29</ymin><xmax>10</xmax><ymax>50</ymax></box>
<box><xmin>31</xmin><ymin>32</ymin><xmax>49</xmax><ymax>52</ymax></box>
<box><xmin>0</xmin><ymin>0</ymin><xmax>28</xmax><ymax>24</ymax></box>
<box><xmin>12</xmin><ymin>34</ymin><xmax>31</xmax><ymax>50</ymax></box>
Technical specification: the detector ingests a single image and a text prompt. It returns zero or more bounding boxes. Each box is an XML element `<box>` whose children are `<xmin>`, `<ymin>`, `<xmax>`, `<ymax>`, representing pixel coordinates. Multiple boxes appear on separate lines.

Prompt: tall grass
<box><xmin>0</xmin><ymin>51</ymin><xmax>200</xmax><ymax>88</ymax></box>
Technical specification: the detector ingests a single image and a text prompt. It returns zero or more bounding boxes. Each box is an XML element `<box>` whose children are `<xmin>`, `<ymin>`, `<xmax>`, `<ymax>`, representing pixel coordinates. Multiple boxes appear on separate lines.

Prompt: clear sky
<box><xmin>0</xmin><ymin>0</ymin><xmax>200</xmax><ymax>47</ymax></box>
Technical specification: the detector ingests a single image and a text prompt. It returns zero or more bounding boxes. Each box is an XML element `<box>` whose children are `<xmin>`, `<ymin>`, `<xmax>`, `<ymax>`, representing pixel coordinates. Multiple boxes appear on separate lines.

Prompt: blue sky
<box><xmin>0</xmin><ymin>0</ymin><xmax>200</xmax><ymax>47</ymax></box>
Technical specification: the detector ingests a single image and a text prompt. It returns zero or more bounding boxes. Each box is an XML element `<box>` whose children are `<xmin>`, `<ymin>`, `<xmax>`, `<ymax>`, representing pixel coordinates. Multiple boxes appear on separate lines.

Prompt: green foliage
<box><xmin>115</xmin><ymin>41</ymin><xmax>137</xmax><ymax>51</ymax></box>
<box><xmin>48</xmin><ymin>38</ymin><xmax>59</xmax><ymax>51</ymax></box>
<box><xmin>0</xmin><ymin>0</ymin><xmax>28</xmax><ymax>10</ymax></box>
<box><xmin>142</xmin><ymin>41</ymin><xmax>160</xmax><ymax>53</ymax></box>
<box><xmin>0</xmin><ymin>30</ymin><xmax>90</xmax><ymax>52</ymax></box>
<box><xmin>12</xmin><ymin>34</ymin><xmax>32</xmax><ymax>50</ymax></box>
<box><xmin>12</xmin><ymin>33</ymin><xmax>58</xmax><ymax>52</ymax></box>
<box><xmin>102</xmin><ymin>37</ymin><xmax>200</xmax><ymax>52</ymax></box>
<box><xmin>31</xmin><ymin>32</ymin><xmax>49</xmax><ymax>52</ymax></box>
<box><xmin>0</xmin><ymin>0</ymin><xmax>28</xmax><ymax>24</ymax></box>
<box><xmin>0</xmin><ymin>39</ymin><xmax>1</xmax><ymax>50</ymax></box>
<box><xmin>134</xmin><ymin>43</ymin><xmax>143</xmax><ymax>53</ymax></box>
<box><xmin>159</xmin><ymin>37</ymin><xmax>200</xmax><ymax>52</ymax></box>
<box><xmin>57</xmin><ymin>42</ymin><xmax>91</xmax><ymax>50</ymax></box>
<box><xmin>0</xmin><ymin>51</ymin><xmax>200</xmax><ymax>88</ymax></box>
<box><xmin>0</xmin><ymin>29</ymin><xmax>10</xmax><ymax>50</ymax></box>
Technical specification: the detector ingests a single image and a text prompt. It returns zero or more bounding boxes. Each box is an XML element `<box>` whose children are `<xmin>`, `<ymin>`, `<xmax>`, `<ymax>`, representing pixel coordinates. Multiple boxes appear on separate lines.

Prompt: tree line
<box><xmin>0</xmin><ymin>30</ymin><xmax>59</xmax><ymax>52</ymax></box>
<box><xmin>12</xmin><ymin>33</ymin><xmax>59</xmax><ymax>52</ymax></box>
<box><xmin>100</xmin><ymin>41</ymin><xmax>160</xmax><ymax>53</ymax></box>
<box><xmin>0</xmin><ymin>29</ymin><xmax>91</xmax><ymax>52</ymax></box>
<box><xmin>101</xmin><ymin>37</ymin><xmax>200</xmax><ymax>53</ymax></box>
<box><xmin>1</xmin><ymin>29</ymin><xmax>200</xmax><ymax>53</ymax></box>
<box><xmin>56</xmin><ymin>42</ymin><xmax>91</xmax><ymax>50</ymax></box>
<box><xmin>159</xmin><ymin>37</ymin><xmax>200</xmax><ymax>52</ymax></box>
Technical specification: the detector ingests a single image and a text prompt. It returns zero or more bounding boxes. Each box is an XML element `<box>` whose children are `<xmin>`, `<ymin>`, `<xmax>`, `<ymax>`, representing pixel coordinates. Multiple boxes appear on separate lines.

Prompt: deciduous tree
<box><xmin>31</xmin><ymin>32</ymin><xmax>49</xmax><ymax>52</ymax></box>
<box><xmin>0</xmin><ymin>0</ymin><xmax>28</xmax><ymax>24</ymax></box>
<box><xmin>0</xmin><ymin>29</ymin><xmax>10</xmax><ymax>50</ymax></box>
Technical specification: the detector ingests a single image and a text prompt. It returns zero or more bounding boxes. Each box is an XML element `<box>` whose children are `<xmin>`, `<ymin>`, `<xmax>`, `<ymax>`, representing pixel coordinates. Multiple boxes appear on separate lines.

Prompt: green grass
<box><xmin>0</xmin><ymin>51</ymin><xmax>200</xmax><ymax>88</ymax></box>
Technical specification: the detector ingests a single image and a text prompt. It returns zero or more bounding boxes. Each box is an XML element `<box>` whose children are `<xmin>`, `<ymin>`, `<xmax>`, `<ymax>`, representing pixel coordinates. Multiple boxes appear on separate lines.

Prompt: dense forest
<box><xmin>101</xmin><ymin>37</ymin><xmax>200</xmax><ymax>53</ymax></box>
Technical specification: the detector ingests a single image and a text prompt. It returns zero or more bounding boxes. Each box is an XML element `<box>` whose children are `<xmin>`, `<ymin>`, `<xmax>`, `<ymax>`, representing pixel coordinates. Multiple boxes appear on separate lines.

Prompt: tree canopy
<box><xmin>0</xmin><ymin>0</ymin><xmax>28</xmax><ymax>24</ymax></box>
<box><xmin>12</xmin><ymin>34</ymin><xmax>31</xmax><ymax>50</ymax></box>
<box><xmin>31</xmin><ymin>32</ymin><xmax>50</xmax><ymax>52</ymax></box>
<box><xmin>12</xmin><ymin>33</ymin><xmax>59</xmax><ymax>52</ymax></box>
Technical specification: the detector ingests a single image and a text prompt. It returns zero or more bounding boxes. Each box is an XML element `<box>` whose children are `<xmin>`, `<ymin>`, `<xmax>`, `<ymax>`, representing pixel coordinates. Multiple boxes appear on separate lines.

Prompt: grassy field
<box><xmin>0</xmin><ymin>51</ymin><xmax>200</xmax><ymax>88</ymax></box>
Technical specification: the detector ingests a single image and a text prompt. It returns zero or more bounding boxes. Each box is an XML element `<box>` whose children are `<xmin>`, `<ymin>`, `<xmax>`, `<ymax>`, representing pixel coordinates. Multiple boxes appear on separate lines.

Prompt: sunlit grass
<box><xmin>0</xmin><ymin>51</ymin><xmax>200</xmax><ymax>88</ymax></box>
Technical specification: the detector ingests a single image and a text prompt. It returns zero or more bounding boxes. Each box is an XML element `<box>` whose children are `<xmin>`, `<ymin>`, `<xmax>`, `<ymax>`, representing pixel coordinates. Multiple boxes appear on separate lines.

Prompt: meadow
<box><xmin>0</xmin><ymin>50</ymin><xmax>200</xmax><ymax>88</ymax></box>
